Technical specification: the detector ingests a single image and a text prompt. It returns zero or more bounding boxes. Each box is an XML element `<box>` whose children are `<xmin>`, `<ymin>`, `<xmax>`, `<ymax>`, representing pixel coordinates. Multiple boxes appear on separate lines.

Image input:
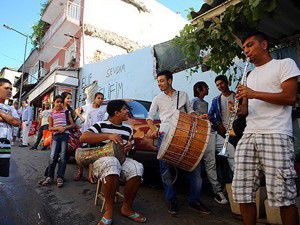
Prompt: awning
<box><xmin>27</xmin><ymin>68</ymin><xmax>79</xmax><ymax>102</ymax></box>
<box><xmin>153</xmin><ymin>39</ymin><xmax>199</xmax><ymax>74</ymax></box>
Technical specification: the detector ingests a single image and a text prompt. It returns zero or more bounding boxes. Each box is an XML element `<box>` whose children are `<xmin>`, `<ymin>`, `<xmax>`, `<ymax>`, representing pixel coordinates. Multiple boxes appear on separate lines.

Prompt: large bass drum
<box><xmin>158</xmin><ymin>110</ymin><xmax>211</xmax><ymax>171</ymax></box>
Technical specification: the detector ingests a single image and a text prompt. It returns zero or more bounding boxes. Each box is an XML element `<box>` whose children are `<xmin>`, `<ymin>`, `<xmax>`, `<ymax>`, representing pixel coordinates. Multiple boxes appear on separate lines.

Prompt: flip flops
<box><xmin>122</xmin><ymin>212</ymin><xmax>147</xmax><ymax>223</ymax></box>
<box><xmin>98</xmin><ymin>217</ymin><xmax>113</xmax><ymax>225</ymax></box>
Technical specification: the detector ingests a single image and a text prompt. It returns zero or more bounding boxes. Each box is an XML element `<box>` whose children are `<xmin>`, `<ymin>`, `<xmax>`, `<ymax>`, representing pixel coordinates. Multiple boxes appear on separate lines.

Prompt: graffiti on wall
<box><xmin>100</xmin><ymin>81</ymin><xmax>124</xmax><ymax>100</ymax></box>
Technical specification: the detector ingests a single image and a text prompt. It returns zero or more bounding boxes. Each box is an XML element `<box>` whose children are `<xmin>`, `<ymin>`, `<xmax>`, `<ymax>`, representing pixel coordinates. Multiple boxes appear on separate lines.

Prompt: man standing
<box><xmin>208</xmin><ymin>75</ymin><xmax>236</xmax><ymax>172</ymax></box>
<box><xmin>75</xmin><ymin>92</ymin><xmax>106</xmax><ymax>182</ymax></box>
<box><xmin>0</xmin><ymin>78</ymin><xmax>20</xmax><ymax>177</ymax></box>
<box><xmin>147</xmin><ymin>71</ymin><xmax>210</xmax><ymax>215</ymax></box>
<box><xmin>192</xmin><ymin>81</ymin><xmax>228</xmax><ymax>204</ymax></box>
<box><xmin>80</xmin><ymin>100</ymin><xmax>146</xmax><ymax>225</ymax></box>
<box><xmin>20</xmin><ymin>99</ymin><xmax>33</xmax><ymax>147</ymax></box>
<box><xmin>76</xmin><ymin>92</ymin><xmax>106</xmax><ymax>133</ymax></box>
<box><xmin>233</xmin><ymin>32</ymin><xmax>299</xmax><ymax>225</ymax></box>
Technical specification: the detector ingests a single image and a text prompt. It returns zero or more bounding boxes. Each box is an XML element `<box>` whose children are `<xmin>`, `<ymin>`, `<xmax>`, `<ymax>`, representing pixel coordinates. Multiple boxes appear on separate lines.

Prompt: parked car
<box><xmin>101</xmin><ymin>99</ymin><xmax>160</xmax><ymax>168</ymax></box>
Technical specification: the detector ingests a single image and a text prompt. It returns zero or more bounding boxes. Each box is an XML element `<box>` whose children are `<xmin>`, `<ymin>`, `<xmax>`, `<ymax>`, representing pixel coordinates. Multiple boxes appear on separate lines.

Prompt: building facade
<box><xmin>16</xmin><ymin>0</ymin><xmax>187</xmax><ymax>110</ymax></box>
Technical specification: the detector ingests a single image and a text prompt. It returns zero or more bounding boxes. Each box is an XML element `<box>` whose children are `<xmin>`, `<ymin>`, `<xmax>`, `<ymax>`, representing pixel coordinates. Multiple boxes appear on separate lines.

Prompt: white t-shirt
<box><xmin>40</xmin><ymin>109</ymin><xmax>51</xmax><ymax>126</ymax></box>
<box><xmin>81</xmin><ymin>104</ymin><xmax>106</xmax><ymax>132</ymax></box>
<box><xmin>0</xmin><ymin>103</ymin><xmax>19</xmax><ymax>143</ymax></box>
<box><xmin>244</xmin><ymin>58</ymin><xmax>300</xmax><ymax>136</ymax></box>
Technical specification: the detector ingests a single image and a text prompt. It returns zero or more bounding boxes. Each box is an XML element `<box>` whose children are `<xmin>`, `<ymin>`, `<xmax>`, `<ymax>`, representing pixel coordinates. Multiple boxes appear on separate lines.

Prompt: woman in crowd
<box><xmin>41</xmin><ymin>95</ymin><xmax>75</xmax><ymax>187</ymax></box>
<box><xmin>61</xmin><ymin>92</ymin><xmax>81</xmax><ymax>159</ymax></box>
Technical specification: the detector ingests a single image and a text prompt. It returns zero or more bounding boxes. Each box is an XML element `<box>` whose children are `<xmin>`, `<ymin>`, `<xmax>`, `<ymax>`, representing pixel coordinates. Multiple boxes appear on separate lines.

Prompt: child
<box><xmin>41</xmin><ymin>95</ymin><xmax>75</xmax><ymax>187</ymax></box>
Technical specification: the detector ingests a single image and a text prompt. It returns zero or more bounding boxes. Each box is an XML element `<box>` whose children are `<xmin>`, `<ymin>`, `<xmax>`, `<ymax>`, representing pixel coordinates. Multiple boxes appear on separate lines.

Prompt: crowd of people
<box><xmin>0</xmin><ymin>32</ymin><xmax>299</xmax><ymax>225</ymax></box>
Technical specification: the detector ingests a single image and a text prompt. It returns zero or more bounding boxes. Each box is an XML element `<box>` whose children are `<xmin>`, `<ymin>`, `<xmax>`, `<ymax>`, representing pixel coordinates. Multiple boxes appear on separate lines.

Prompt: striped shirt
<box><xmin>0</xmin><ymin>103</ymin><xmax>19</xmax><ymax>177</ymax></box>
<box><xmin>49</xmin><ymin>109</ymin><xmax>69</xmax><ymax>135</ymax></box>
<box><xmin>87</xmin><ymin>121</ymin><xmax>134</xmax><ymax>148</ymax></box>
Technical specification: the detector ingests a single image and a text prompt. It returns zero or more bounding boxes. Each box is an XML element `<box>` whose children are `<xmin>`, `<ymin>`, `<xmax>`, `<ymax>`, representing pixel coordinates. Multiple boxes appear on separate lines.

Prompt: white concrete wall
<box><xmin>79</xmin><ymin>47</ymin><xmax>221</xmax><ymax>108</ymax></box>
<box><xmin>83</xmin><ymin>35</ymin><xmax>127</xmax><ymax>64</ymax></box>
<box><xmin>83</xmin><ymin>0</ymin><xmax>187</xmax><ymax>63</ymax></box>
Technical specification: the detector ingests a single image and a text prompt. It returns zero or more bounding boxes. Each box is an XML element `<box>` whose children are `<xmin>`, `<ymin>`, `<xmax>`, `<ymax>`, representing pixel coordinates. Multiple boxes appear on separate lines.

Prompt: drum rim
<box><xmin>157</xmin><ymin>110</ymin><xmax>180</xmax><ymax>159</ymax></box>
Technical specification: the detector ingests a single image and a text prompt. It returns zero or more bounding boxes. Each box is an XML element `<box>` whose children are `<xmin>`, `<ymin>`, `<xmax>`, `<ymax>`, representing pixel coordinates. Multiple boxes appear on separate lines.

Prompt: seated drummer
<box><xmin>147</xmin><ymin>70</ymin><xmax>210</xmax><ymax>215</ymax></box>
<box><xmin>80</xmin><ymin>100</ymin><xmax>146</xmax><ymax>225</ymax></box>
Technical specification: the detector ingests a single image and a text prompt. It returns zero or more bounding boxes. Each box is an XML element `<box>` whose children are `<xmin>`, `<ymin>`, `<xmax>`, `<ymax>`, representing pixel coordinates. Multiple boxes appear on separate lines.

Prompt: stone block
<box><xmin>226</xmin><ymin>183</ymin><xmax>267</xmax><ymax>218</ymax></box>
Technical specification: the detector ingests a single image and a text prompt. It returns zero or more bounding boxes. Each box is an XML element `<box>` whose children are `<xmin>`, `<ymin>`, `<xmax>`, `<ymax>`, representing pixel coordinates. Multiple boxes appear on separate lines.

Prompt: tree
<box><xmin>30</xmin><ymin>1</ymin><xmax>50</xmax><ymax>48</ymax></box>
<box><xmin>176</xmin><ymin>0</ymin><xmax>280</xmax><ymax>79</ymax></box>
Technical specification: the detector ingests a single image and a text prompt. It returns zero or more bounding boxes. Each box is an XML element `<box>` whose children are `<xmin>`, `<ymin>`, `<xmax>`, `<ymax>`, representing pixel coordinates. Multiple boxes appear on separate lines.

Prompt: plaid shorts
<box><xmin>232</xmin><ymin>133</ymin><xmax>297</xmax><ymax>207</ymax></box>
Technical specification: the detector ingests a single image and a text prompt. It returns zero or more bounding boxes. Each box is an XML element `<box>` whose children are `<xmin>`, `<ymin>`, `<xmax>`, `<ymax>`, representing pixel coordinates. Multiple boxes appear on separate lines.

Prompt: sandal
<box><xmin>57</xmin><ymin>178</ymin><xmax>64</xmax><ymax>188</ymax></box>
<box><xmin>98</xmin><ymin>217</ymin><xmax>113</xmax><ymax>225</ymax></box>
<box><xmin>122</xmin><ymin>212</ymin><xmax>146</xmax><ymax>223</ymax></box>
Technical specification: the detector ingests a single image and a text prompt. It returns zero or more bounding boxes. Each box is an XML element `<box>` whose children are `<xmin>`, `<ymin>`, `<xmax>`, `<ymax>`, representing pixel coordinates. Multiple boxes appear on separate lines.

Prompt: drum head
<box><xmin>157</xmin><ymin>110</ymin><xmax>180</xmax><ymax>159</ymax></box>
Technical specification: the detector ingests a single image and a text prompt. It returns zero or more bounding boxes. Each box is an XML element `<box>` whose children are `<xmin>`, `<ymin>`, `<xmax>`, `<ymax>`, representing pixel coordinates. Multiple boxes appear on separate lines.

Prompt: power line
<box><xmin>0</xmin><ymin>52</ymin><xmax>22</xmax><ymax>63</ymax></box>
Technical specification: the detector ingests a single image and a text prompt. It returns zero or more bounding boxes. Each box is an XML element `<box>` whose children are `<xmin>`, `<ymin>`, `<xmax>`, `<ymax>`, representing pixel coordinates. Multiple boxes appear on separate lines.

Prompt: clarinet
<box><xmin>218</xmin><ymin>58</ymin><xmax>250</xmax><ymax>157</ymax></box>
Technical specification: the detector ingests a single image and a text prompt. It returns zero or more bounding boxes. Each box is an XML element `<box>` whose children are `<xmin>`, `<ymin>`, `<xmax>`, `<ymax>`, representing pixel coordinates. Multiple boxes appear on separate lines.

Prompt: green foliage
<box><xmin>176</xmin><ymin>0</ymin><xmax>280</xmax><ymax>79</ymax></box>
<box><xmin>30</xmin><ymin>1</ymin><xmax>50</xmax><ymax>48</ymax></box>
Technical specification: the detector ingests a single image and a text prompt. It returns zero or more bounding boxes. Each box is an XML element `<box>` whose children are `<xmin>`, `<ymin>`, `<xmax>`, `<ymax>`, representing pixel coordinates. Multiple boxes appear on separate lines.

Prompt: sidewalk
<box><xmin>0</xmin><ymin>144</ymin><xmax>244</xmax><ymax>225</ymax></box>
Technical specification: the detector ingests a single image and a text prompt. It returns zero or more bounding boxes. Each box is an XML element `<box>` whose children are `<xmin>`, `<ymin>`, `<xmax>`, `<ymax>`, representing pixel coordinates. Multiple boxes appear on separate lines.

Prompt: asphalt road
<box><xmin>0</xmin><ymin>144</ymin><xmax>244</xmax><ymax>225</ymax></box>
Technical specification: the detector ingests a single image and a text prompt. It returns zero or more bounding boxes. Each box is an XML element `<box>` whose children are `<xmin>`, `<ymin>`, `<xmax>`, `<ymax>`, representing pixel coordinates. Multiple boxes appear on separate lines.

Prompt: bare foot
<box><xmin>120</xmin><ymin>205</ymin><xmax>135</xmax><ymax>217</ymax></box>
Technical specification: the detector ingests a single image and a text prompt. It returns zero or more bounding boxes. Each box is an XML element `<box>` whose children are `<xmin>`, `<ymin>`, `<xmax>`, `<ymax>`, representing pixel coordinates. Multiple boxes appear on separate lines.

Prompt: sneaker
<box><xmin>57</xmin><ymin>178</ymin><xmax>64</xmax><ymax>188</ymax></box>
<box><xmin>168</xmin><ymin>199</ymin><xmax>179</xmax><ymax>215</ymax></box>
<box><xmin>41</xmin><ymin>177</ymin><xmax>52</xmax><ymax>186</ymax></box>
<box><xmin>214</xmin><ymin>192</ymin><xmax>228</xmax><ymax>204</ymax></box>
<box><xmin>189</xmin><ymin>201</ymin><xmax>211</xmax><ymax>215</ymax></box>
<box><xmin>30</xmin><ymin>147</ymin><xmax>37</xmax><ymax>150</ymax></box>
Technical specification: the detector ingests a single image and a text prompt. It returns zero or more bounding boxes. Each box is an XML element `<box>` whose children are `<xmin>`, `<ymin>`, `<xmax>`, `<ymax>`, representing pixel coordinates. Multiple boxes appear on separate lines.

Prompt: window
<box><xmin>127</xmin><ymin>101</ymin><xmax>149</xmax><ymax>119</ymax></box>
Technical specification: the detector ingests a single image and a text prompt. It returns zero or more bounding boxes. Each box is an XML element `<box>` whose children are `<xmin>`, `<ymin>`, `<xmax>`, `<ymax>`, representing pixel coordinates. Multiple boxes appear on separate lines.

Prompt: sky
<box><xmin>0</xmin><ymin>0</ymin><xmax>203</xmax><ymax>71</ymax></box>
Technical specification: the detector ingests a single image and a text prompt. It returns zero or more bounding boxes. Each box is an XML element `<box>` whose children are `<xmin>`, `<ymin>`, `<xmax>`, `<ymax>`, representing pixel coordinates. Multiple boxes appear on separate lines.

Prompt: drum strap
<box><xmin>177</xmin><ymin>91</ymin><xmax>187</xmax><ymax>113</ymax></box>
<box><xmin>177</xmin><ymin>91</ymin><xmax>180</xmax><ymax>109</ymax></box>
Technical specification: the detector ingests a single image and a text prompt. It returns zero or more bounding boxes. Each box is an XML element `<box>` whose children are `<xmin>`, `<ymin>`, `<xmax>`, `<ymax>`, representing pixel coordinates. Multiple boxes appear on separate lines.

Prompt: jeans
<box><xmin>22</xmin><ymin>121</ymin><xmax>31</xmax><ymax>145</ymax></box>
<box><xmin>202</xmin><ymin>132</ymin><xmax>222</xmax><ymax>194</ymax></box>
<box><xmin>157</xmin><ymin>134</ymin><xmax>203</xmax><ymax>203</ymax></box>
<box><xmin>214</xmin><ymin>134</ymin><xmax>234</xmax><ymax>183</ymax></box>
<box><xmin>47</xmin><ymin>133</ymin><xmax>69</xmax><ymax>179</ymax></box>
<box><xmin>32</xmin><ymin>124</ymin><xmax>48</xmax><ymax>149</ymax></box>
<box><xmin>215</xmin><ymin>134</ymin><xmax>235</xmax><ymax>172</ymax></box>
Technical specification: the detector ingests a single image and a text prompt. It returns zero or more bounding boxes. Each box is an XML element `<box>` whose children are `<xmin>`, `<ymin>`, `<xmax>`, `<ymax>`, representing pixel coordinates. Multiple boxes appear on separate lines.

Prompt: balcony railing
<box><xmin>41</xmin><ymin>1</ymin><xmax>81</xmax><ymax>47</ymax></box>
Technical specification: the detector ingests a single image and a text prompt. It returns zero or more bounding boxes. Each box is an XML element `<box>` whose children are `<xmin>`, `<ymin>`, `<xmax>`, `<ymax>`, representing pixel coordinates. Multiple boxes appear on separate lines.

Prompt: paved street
<box><xmin>0</xmin><ymin>144</ymin><xmax>244</xmax><ymax>225</ymax></box>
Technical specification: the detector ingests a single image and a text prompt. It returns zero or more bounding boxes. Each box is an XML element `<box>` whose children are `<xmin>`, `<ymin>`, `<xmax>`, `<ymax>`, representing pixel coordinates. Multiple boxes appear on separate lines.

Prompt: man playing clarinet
<box><xmin>233</xmin><ymin>32</ymin><xmax>300</xmax><ymax>225</ymax></box>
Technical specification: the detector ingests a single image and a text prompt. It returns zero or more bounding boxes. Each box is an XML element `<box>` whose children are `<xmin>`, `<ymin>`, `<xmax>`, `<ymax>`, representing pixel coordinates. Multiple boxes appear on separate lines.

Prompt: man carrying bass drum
<box><xmin>147</xmin><ymin>70</ymin><xmax>211</xmax><ymax>216</ymax></box>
